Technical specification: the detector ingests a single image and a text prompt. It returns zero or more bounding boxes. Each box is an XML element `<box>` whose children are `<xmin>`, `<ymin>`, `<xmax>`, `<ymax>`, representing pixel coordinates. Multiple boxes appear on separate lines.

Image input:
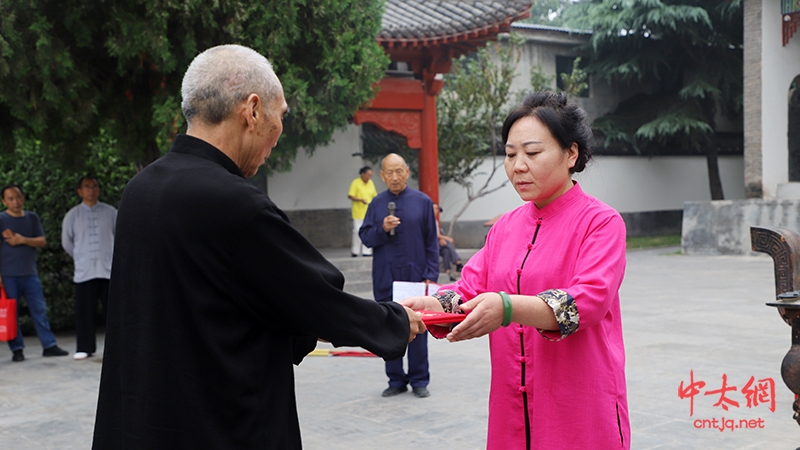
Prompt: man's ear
<box><xmin>239</xmin><ymin>94</ymin><xmax>260</xmax><ymax>129</ymax></box>
<box><xmin>247</xmin><ymin>94</ymin><xmax>261</xmax><ymax>127</ymax></box>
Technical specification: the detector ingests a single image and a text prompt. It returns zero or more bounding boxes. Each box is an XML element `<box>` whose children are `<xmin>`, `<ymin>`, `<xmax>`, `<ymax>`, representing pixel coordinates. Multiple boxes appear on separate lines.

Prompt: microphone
<box><xmin>387</xmin><ymin>201</ymin><xmax>396</xmax><ymax>237</ymax></box>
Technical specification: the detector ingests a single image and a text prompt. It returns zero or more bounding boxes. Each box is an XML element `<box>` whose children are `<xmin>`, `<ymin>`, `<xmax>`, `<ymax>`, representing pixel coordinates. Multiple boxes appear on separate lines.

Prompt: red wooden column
<box><xmin>366</xmin><ymin>4</ymin><xmax>530</xmax><ymax>203</ymax></box>
<box><xmin>418</xmin><ymin>77</ymin><xmax>443</xmax><ymax>204</ymax></box>
<box><xmin>354</xmin><ymin>77</ymin><xmax>442</xmax><ymax>203</ymax></box>
<box><xmin>419</xmin><ymin>93</ymin><xmax>438</xmax><ymax>203</ymax></box>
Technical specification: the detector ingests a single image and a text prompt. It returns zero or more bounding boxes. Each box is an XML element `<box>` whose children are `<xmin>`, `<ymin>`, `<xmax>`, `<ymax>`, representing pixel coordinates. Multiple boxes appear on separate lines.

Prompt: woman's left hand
<box><xmin>446</xmin><ymin>292</ymin><xmax>504</xmax><ymax>342</ymax></box>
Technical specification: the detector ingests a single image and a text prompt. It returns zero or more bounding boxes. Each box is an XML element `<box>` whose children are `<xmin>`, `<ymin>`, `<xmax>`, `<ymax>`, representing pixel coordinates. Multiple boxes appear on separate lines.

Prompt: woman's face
<box><xmin>504</xmin><ymin>115</ymin><xmax>578</xmax><ymax>208</ymax></box>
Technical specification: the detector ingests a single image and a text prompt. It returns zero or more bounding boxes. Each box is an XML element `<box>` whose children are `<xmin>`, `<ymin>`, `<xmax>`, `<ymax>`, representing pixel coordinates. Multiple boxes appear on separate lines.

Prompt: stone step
<box><xmin>343</xmin><ymin>279</ymin><xmax>373</xmax><ymax>295</ymax></box>
<box><xmin>330</xmin><ymin>256</ymin><xmax>373</xmax><ymax>272</ymax></box>
<box><xmin>338</xmin><ymin>269</ymin><xmax>373</xmax><ymax>283</ymax></box>
<box><xmin>327</xmin><ymin>255</ymin><xmax>374</xmax><ymax>298</ymax></box>
<box><xmin>345</xmin><ymin>289</ymin><xmax>375</xmax><ymax>300</ymax></box>
<box><xmin>343</xmin><ymin>275</ymin><xmax>458</xmax><ymax>298</ymax></box>
<box><xmin>324</xmin><ymin>248</ymin><xmax>480</xmax><ymax>302</ymax></box>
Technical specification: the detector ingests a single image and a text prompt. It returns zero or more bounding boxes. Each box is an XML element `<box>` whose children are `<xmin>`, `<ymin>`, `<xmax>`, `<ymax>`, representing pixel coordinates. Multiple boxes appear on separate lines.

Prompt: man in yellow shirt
<box><xmin>347</xmin><ymin>166</ymin><xmax>377</xmax><ymax>257</ymax></box>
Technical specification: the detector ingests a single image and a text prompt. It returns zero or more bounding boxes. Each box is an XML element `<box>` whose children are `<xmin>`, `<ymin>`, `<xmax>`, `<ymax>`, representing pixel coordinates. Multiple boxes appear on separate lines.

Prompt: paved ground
<box><xmin>1</xmin><ymin>246</ymin><xmax>800</xmax><ymax>449</ymax></box>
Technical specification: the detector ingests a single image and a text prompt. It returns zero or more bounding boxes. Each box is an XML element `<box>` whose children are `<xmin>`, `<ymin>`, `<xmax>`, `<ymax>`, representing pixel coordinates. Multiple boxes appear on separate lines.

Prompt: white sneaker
<box><xmin>73</xmin><ymin>352</ymin><xmax>89</xmax><ymax>360</ymax></box>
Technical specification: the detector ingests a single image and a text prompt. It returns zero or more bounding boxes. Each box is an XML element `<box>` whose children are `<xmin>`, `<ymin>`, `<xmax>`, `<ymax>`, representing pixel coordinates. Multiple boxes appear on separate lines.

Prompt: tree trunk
<box><xmin>705</xmin><ymin>136</ymin><xmax>724</xmax><ymax>200</ymax></box>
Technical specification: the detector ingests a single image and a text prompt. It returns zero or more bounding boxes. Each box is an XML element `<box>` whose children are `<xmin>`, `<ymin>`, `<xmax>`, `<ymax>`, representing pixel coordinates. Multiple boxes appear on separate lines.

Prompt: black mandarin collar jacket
<box><xmin>93</xmin><ymin>134</ymin><xmax>410</xmax><ymax>449</ymax></box>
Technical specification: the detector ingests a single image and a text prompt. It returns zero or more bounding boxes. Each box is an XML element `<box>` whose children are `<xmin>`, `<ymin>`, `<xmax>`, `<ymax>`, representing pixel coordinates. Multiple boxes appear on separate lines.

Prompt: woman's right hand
<box><xmin>446</xmin><ymin>292</ymin><xmax>504</xmax><ymax>342</ymax></box>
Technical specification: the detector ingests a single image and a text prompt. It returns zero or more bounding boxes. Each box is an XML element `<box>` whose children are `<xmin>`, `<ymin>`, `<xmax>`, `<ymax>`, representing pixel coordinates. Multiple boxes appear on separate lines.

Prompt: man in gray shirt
<box><xmin>62</xmin><ymin>176</ymin><xmax>117</xmax><ymax>360</ymax></box>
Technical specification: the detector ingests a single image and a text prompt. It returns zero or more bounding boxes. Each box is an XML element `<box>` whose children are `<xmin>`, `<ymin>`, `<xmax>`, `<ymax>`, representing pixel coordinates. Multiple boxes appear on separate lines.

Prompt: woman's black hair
<box><xmin>500</xmin><ymin>91</ymin><xmax>593</xmax><ymax>173</ymax></box>
<box><xmin>359</xmin><ymin>166</ymin><xmax>372</xmax><ymax>174</ymax></box>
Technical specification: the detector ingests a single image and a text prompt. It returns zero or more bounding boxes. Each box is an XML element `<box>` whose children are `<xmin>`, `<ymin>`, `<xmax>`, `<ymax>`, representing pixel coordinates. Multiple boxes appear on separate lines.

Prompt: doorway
<box><xmin>789</xmin><ymin>75</ymin><xmax>800</xmax><ymax>181</ymax></box>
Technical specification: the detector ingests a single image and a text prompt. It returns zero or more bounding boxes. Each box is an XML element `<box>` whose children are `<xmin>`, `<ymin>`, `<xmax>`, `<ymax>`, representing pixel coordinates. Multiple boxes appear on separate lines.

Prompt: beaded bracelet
<box><xmin>498</xmin><ymin>291</ymin><xmax>512</xmax><ymax>327</ymax></box>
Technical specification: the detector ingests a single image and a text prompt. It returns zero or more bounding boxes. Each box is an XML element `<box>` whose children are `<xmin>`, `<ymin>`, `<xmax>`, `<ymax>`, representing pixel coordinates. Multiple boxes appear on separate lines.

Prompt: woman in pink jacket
<box><xmin>403</xmin><ymin>92</ymin><xmax>629</xmax><ymax>450</ymax></box>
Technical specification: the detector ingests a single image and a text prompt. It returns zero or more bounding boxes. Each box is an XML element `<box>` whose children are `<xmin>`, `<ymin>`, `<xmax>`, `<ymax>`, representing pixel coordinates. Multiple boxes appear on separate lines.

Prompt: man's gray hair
<box><xmin>181</xmin><ymin>45</ymin><xmax>283</xmax><ymax>125</ymax></box>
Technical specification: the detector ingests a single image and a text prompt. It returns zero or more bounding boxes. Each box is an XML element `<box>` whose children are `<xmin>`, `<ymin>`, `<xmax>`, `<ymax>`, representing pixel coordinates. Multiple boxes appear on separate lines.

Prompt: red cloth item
<box><xmin>0</xmin><ymin>287</ymin><xmax>17</xmax><ymax>341</ymax></box>
<box><xmin>329</xmin><ymin>351</ymin><xmax>377</xmax><ymax>357</ymax></box>
<box><xmin>418</xmin><ymin>310</ymin><xmax>466</xmax><ymax>326</ymax></box>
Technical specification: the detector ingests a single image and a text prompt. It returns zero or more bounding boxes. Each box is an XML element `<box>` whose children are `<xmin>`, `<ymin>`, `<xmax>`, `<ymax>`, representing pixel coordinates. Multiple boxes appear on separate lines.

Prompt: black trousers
<box><xmin>75</xmin><ymin>278</ymin><xmax>109</xmax><ymax>354</ymax></box>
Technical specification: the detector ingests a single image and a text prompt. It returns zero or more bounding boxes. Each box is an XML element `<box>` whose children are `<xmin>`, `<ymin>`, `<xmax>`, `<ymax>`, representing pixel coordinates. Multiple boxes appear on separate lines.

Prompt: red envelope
<box><xmin>418</xmin><ymin>310</ymin><xmax>467</xmax><ymax>326</ymax></box>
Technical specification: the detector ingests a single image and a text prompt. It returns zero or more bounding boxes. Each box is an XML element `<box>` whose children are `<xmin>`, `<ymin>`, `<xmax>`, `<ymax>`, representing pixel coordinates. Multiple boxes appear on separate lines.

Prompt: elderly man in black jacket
<box><xmin>92</xmin><ymin>44</ymin><xmax>425</xmax><ymax>450</ymax></box>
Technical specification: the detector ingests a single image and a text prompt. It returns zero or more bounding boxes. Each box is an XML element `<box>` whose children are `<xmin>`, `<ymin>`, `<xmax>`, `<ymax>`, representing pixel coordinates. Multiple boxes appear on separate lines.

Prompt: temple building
<box><xmin>353</xmin><ymin>0</ymin><xmax>532</xmax><ymax>204</ymax></box>
<box><xmin>682</xmin><ymin>0</ymin><xmax>800</xmax><ymax>254</ymax></box>
<box><xmin>266</xmin><ymin>0</ymin><xmax>798</xmax><ymax>253</ymax></box>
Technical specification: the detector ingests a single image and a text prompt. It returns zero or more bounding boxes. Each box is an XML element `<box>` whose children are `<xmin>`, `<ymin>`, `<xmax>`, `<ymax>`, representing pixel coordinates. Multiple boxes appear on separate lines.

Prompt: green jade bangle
<box><xmin>498</xmin><ymin>291</ymin><xmax>513</xmax><ymax>327</ymax></box>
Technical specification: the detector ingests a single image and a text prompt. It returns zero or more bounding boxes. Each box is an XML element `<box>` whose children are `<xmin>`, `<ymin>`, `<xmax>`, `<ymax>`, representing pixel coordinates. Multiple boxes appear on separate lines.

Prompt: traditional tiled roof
<box><xmin>380</xmin><ymin>1</ymin><xmax>531</xmax><ymax>49</ymax></box>
<box><xmin>511</xmin><ymin>22</ymin><xmax>592</xmax><ymax>35</ymax></box>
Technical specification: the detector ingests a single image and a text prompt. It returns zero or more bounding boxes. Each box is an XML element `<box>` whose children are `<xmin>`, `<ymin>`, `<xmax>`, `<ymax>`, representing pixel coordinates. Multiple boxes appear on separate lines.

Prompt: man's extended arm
<box><xmin>235</xmin><ymin>203</ymin><xmax>416</xmax><ymax>361</ymax></box>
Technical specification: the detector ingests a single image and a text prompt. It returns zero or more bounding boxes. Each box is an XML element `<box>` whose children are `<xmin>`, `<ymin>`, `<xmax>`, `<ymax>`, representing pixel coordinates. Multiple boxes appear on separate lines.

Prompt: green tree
<box><xmin>527</xmin><ymin>58</ymin><xmax>587</xmax><ymax>97</ymax></box>
<box><xmin>436</xmin><ymin>35</ymin><xmax>525</xmax><ymax>236</ymax></box>
<box><xmin>0</xmin><ymin>0</ymin><xmax>389</xmax><ymax>172</ymax></box>
<box><xmin>567</xmin><ymin>0</ymin><xmax>743</xmax><ymax>200</ymax></box>
<box><xmin>521</xmin><ymin>0</ymin><xmax>578</xmax><ymax>27</ymax></box>
<box><xmin>0</xmin><ymin>130</ymin><xmax>136</xmax><ymax>333</ymax></box>
<box><xmin>560</xmin><ymin>57</ymin><xmax>588</xmax><ymax>98</ymax></box>
<box><xmin>529</xmin><ymin>64</ymin><xmax>555</xmax><ymax>92</ymax></box>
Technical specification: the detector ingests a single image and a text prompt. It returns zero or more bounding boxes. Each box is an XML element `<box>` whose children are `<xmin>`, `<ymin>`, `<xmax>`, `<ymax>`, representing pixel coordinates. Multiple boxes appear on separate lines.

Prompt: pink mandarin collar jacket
<box><xmin>438</xmin><ymin>182</ymin><xmax>630</xmax><ymax>450</ymax></box>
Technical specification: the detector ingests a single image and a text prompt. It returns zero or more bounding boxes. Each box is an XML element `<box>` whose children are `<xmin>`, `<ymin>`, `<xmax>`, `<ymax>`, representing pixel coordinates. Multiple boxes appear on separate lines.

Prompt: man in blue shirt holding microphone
<box><xmin>360</xmin><ymin>153</ymin><xmax>439</xmax><ymax>398</ymax></box>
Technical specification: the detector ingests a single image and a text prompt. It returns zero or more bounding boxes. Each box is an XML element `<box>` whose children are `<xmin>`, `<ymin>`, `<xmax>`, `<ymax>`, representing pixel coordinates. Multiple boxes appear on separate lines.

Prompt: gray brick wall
<box><xmin>446</xmin><ymin>210</ymin><xmax>683</xmax><ymax>248</ymax></box>
<box><xmin>285</xmin><ymin>208</ymin><xmax>684</xmax><ymax>250</ymax></box>
<box><xmin>743</xmin><ymin>0</ymin><xmax>763</xmax><ymax>198</ymax></box>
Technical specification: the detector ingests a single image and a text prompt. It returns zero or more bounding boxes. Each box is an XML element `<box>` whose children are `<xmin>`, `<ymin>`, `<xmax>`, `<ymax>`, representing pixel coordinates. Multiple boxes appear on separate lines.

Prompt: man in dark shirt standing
<box><xmin>92</xmin><ymin>45</ymin><xmax>424</xmax><ymax>450</ymax></box>
<box><xmin>360</xmin><ymin>153</ymin><xmax>439</xmax><ymax>398</ymax></box>
<box><xmin>0</xmin><ymin>184</ymin><xmax>69</xmax><ymax>361</ymax></box>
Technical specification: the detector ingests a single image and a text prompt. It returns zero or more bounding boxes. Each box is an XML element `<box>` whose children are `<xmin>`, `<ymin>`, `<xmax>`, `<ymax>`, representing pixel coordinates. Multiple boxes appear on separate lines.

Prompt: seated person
<box><xmin>433</xmin><ymin>203</ymin><xmax>462</xmax><ymax>281</ymax></box>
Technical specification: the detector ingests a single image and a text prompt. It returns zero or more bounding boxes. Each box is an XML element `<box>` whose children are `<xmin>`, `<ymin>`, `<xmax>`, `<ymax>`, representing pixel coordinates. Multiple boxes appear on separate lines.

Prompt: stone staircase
<box><xmin>330</xmin><ymin>255</ymin><xmax>376</xmax><ymax>299</ymax></box>
<box><xmin>323</xmin><ymin>249</ymin><xmax>480</xmax><ymax>301</ymax></box>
